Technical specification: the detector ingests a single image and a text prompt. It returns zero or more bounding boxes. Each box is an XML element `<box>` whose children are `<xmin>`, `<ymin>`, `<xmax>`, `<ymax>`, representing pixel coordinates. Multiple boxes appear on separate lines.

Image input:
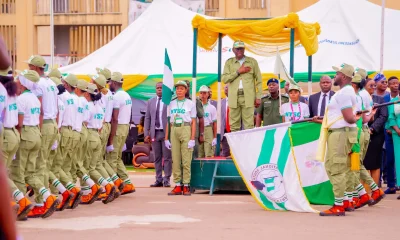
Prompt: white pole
<box><xmin>379</xmin><ymin>0</ymin><xmax>385</xmax><ymax>73</ymax></box>
<box><xmin>267</xmin><ymin>0</ymin><xmax>271</xmax><ymax>17</ymax></box>
<box><xmin>50</xmin><ymin>0</ymin><xmax>55</xmax><ymax>68</ymax></box>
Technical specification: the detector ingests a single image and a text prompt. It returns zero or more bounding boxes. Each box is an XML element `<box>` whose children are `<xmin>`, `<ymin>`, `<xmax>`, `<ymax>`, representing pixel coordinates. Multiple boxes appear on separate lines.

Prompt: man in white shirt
<box><xmin>106</xmin><ymin>72</ymin><xmax>135</xmax><ymax>195</ymax></box>
<box><xmin>308</xmin><ymin>75</ymin><xmax>335</xmax><ymax>118</ymax></box>
<box><xmin>144</xmin><ymin>82</ymin><xmax>172</xmax><ymax>187</ymax></box>
<box><xmin>26</xmin><ymin>55</ymin><xmax>60</xmax><ymax>206</ymax></box>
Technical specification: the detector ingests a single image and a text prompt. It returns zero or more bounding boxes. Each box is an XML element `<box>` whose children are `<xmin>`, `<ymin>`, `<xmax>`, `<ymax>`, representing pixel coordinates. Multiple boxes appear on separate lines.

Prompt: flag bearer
<box><xmin>73</xmin><ymin>80</ymin><xmax>101</xmax><ymax>204</ymax></box>
<box><xmin>198</xmin><ymin>85</ymin><xmax>217</xmax><ymax>158</ymax></box>
<box><xmin>320</xmin><ymin>64</ymin><xmax>360</xmax><ymax>217</ymax></box>
<box><xmin>92</xmin><ymin>69</ymin><xmax>125</xmax><ymax>192</ymax></box>
<box><xmin>0</xmin><ymin>68</ymin><xmax>33</xmax><ymax>221</ymax></box>
<box><xmin>84</xmin><ymin>82</ymin><xmax>116</xmax><ymax>204</ymax></box>
<box><xmin>106</xmin><ymin>72</ymin><xmax>135</xmax><ymax>195</ymax></box>
<box><xmin>164</xmin><ymin>81</ymin><xmax>197</xmax><ymax>196</ymax></box>
<box><xmin>11</xmin><ymin>70</ymin><xmax>59</xmax><ymax>218</ymax></box>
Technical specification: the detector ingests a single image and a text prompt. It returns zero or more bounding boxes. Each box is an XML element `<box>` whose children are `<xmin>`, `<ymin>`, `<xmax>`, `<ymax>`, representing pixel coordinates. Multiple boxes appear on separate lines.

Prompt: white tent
<box><xmin>61</xmin><ymin>0</ymin><xmax>399</xmax><ymax>77</ymax></box>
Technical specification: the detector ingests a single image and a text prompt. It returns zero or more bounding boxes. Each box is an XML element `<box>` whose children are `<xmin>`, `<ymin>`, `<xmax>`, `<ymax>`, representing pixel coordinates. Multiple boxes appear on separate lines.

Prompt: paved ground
<box><xmin>18</xmin><ymin>173</ymin><xmax>399</xmax><ymax>240</ymax></box>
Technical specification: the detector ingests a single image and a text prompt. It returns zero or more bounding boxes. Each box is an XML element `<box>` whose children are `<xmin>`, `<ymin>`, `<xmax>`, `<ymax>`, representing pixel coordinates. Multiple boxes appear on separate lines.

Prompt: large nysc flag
<box><xmin>162</xmin><ymin>49</ymin><xmax>174</xmax><ymax>105</ymax></box>
<box><xmin>225</xmin><ymin>122</ymin><xmax>334</xmax><ymax>213</ymax></box>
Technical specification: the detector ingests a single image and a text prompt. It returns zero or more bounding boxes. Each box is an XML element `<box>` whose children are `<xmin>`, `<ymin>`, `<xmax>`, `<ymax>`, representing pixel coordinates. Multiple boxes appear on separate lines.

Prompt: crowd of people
<box><xmin>143</xmin><ymin>40</ymin><xmax>400</xmax><ymax>215</ymax></box>
<box><xmin>1</xmin><ymin>55</ymin><xmax>136</xmax><ymax>222</ymax></box>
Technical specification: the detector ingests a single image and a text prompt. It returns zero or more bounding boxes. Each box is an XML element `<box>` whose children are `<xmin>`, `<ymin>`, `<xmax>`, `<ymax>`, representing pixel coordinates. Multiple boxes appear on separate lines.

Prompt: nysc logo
<box><xmin>250</xmin><ymin>164</ymin><xmax>288</xmax><ymax>204</ymax></box>
<box><xmin>30</xmin><ymin>107</ymin><xmax>40</xmax><ymax>115</ymax></box>
<box><xmin>0</xmin><ymin>95</ymin><xmax>5</xmax><ymax>102</ymax></box>
<box><xmin>66</xmin><ymin>99</ymin><xmax>74</xmax><ymax>105</ymax></box>
<box><xmin>170</xmin><ymin>109</ymin><xmax>186</xmax><ymax>114</ymax></box>
<box><xmin>8</xmin><ymin>103</ymin><xmax>17</xmax><ymax>111</ymax></box>
<box><xmin>47</xmin><ymin>86</ymin><xmax>56</xmax><ymax>92</ymax></box>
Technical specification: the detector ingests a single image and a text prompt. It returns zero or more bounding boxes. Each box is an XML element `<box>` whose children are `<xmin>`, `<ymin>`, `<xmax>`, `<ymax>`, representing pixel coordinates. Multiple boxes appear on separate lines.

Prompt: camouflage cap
<box><xmin>87</xmin><ymin>83</ymin><xmax>99</xmax><ymax>94</ymax></box>
<box><xmin>25</xmin><ymin>55</ymin><xmax>47</xmax><ymax>68</ymax></box>
<box><xmin>47</xmin><ymin>68</ymin><xmax>62</xmax><ymax>79</ymax></box>
<box><xmin>17</xmin><ymin>69</ymin><xmax>40</xmax><ymax>83</ymax></box>
<box><xmin>233</xmin><ymin>40</ymin><xmax>245</xmax><ymax>49</ymax></box>
<box><xmin>89</xmin><ymin>74</ymin><xmax>107</xmax><ymax>87</ymax></box>
<box><xmin>110</xmin><ymin>72</ymin><xmax>123</xmax><ymax>83</ymax></box>
<box><xmin>332</xmin><ymin>63</ymin><xmax>354</xmax><ymax>78</ymax></box>
<box><xmin>96</xmin><ymin>67</ymin><xmax>112</xmax><ymax>80</ymax></box>
<box><xmin>76</xmin><ymin>79</ymin><xmax>89</xmax><ymax>91</ymax></box>
<box><xmin>0</xmin><ymin>67</ymin><xmax>13</xmax><ymax>77</ymax></box>
<box><xmin>50</xmin><ymin>76</ymin><xmax>62</xmax><ymax>86</ymax></box>
<box><xmin>63</xmin><ymin>73</ymin><xmax>78</xmax><ymax>87</ymax></box>
<box><xmin>174</xmin><ymin>80</ymin><xmax>188</xmax><ymax>89</ymax></box>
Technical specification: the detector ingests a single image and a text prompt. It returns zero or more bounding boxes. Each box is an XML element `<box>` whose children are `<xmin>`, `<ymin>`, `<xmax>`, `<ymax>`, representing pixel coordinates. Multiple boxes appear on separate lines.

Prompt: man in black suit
<box><xmin>308</xmin><ymin>75</ymin><xmax>335</xmax><ymax>118</ymax></box>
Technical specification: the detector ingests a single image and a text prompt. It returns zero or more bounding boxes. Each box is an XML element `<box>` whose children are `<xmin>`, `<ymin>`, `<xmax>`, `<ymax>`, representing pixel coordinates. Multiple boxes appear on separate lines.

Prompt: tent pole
<box><xmin>289</xmin><ymin>28</ymin><xmax>295</xmax><ymax>78</ymax></box>
<box><xmin>192</xmin><ymin>28</ymin><xmax>198</xmax><ymax>100</ymax></box>
<box><xmin>379</xmin><ymin>0</ymin><xmax>386</xmax><ymax>73</ymax></box>
<box><xmin>308</xmin><ymin>55</ymin><xmax>312</xmax><ymax>97</ymax></box>
<box><xmin>216</xmin><ymin>33</ymin><xmax>222</xmax><ymax>156</ymax></box>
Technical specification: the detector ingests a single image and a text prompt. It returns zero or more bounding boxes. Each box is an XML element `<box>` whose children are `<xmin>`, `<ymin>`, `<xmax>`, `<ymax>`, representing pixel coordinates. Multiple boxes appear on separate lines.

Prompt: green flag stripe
<box><xmin>289</xmin><ymin>122</ymin><xmax>320</xmax><ymax>146</ymax></box>
<box><xmin>277</xmin><ymin>131</ymin><xmax>291</xmax><ymax>174</ymax></box>
<box><xmin>256</xmin><ymin>129</ymin><xmax>276</xmax><ymax>166</ymax></box>
<box><xmin>164</xmin><ymin>49</ymin><xmax>172</xmax><ymax>71</ymax></box>
<box><xmin>258</xmin><ymin>190</ymin><xmax>279</xmax><ymax>211</ymax></box>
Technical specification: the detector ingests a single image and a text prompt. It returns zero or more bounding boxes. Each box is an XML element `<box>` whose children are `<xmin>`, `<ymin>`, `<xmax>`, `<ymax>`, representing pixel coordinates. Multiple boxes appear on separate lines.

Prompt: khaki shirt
<box><xmin>257</xmin><ymin>94</ymin><xmax>289</xmax><ymax>126</ymax></box>
<box><xmin>222</xmin><ymin>56</ymin><xmax>262</xmax><ymax>108</ymax></box>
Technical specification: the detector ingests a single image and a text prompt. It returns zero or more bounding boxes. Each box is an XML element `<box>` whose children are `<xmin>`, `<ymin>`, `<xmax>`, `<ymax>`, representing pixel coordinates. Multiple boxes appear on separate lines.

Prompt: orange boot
<box><xmin>168</xmin><ymin>185</ymin><xmax>183</xmax><ymax>196</ymax></box>
<box><xmin>68</xmin><ymin>187</ymin><xmax>83</xmax><ymax>209</ymax></box>
<box><xmin>370</xmin><ymin>189</ymin><xmax>385</xmax><ymax>206</ymax></box>
<box><xmin>114</xmin><ymin>178</ymin><xmax>125</xmax><ymax>192</ymax></box>
<box><xmin>183</xmin><ymin>186</ymin><xmax>191</xmax><ymax>196</ymax></box>
<box><xmin>97</xmin><ymin>192</ymin><xmax>107</xmax><ymax>201</ymax></box>
<box><xmin>355</xmin><ymin>193</ymin><xmax>374</xmax><ymax>209</ymax></box>
<box><xmin>57</xmin><ymin>191</ymin><xmax>74</xmax><ymax>212</ymax></box>
<box><xmin>42</xmin><ymin>195</ymin><xmax>60</xmax><ymax>218</ymax></box>
<box><xmin>80</xmin><ymin>185</ymin><xmax>102</xmax><ymax>205</ymax></box>
<box><xmin>319</xmin><ymin>205</ymin><xmax>345</xmax><ymax>216</ymax></box>
<box><xmin>121</xmin><ymin>183</ymin><xmax>135</xmax><ymax>195</ymax></box>
<box><xmin>27</xmin><ymin>206</ymin><xmax>45</xmax><ymax>218</ymax></box>
<box><xmin>17</xmin><ymin>197</ymin><xmax>34</xmax><ymax>221</ymax></box>
<box><xmin>114</xmin><ymin>188</ymin><xmax>121</xmax><ymax>199</ymax></box>
<box><xmin>102</xmin><ymin>184</ymin><xmax>116</xmax><ymax>204</ymax></box>
<box><xmin>343</xmin><ymin>200</ymin><xmax>354</xmax><ymax>212</ymax></box>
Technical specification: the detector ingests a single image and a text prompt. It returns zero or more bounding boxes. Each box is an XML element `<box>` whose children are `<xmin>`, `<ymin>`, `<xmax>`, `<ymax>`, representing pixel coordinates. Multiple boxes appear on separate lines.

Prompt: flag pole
<box><xmin>380</xmin><ymin>0</ymin><xmax>386</xmax><ymax>73</ymax></box>
<box><xmin>216</xmin><ymin>33</ymin><xmax>222</xmax><ymax>156</ymax></box>
<box><xmin>50</xmin><ymin>0</ymin><xmax>54</xmax><ymax>68</ymax></box>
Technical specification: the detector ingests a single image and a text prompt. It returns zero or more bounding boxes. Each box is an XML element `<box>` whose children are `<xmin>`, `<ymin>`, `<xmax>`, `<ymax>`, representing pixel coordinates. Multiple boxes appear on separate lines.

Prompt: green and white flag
<box><xmin>162</xmin><ymin>49</ymin><xmax>174</xmax><ymax>105</ymax></box>
<box><xmin>226</xmin><ymin>122</ymin><xmax>333</xmax><ymax>213</ymax></box>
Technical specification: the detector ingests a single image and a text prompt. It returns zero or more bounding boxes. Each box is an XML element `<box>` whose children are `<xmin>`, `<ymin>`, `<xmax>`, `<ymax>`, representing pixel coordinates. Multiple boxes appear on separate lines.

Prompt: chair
<box><xmin>131</xmin><ymin>143</ymin><xmax>155</xmax><ymax>169</ymax></box>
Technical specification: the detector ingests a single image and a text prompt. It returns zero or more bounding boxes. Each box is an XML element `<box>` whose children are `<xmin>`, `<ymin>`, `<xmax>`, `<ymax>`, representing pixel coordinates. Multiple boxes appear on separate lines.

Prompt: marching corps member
<box><xmin>73</xmin><ymin>80</ymin><xmax>101</xmax><ymax>204</ymax></box>
<box><xmin>165</xmin><ymin>81</ymin><xmax>197</xmax><ymax>196</ymax></box>
<box><xmin>198</xmin><ymin>85</ymin><xmax>217</xmax><ymax>158</ymax></box>
<box><xmin>92</xmin><ymin>69</ymin><xmax>125</xmax><ymax>191</ymax></box>
<box><xmin>281</xmin><ymin>84</ymin><xmax>309</xmax><ymax>122</ymax></box>
<box><xmin>106</xmin><ymin>72</ymin><xmax>135</xmax><ymax>195</ymax></box>
<box><xmin>84</xmin><ymin>81</ymin><xmax>117</xmax><ymax>204</ymax></box>
<box><xmin>320</xmin><ymin>64</ymin><xmax>360</xmax><ymax>217</ymax></box>
<box><xmin>11</xmin><ymin>70</ymin><xmax>59</xmax><ymax>218</ymax></box>
<box><xmin>1</xmin><ymin>68</ymin><xmax>33</xmax><ymax>220</ymax></box>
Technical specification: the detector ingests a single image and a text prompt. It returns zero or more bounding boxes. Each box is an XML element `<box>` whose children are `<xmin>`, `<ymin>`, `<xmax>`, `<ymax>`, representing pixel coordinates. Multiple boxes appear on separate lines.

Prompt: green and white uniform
<box><xmin>198</xmin><ymin>101</ymin><xmax>216</xmax><ymax>158</ymax></box>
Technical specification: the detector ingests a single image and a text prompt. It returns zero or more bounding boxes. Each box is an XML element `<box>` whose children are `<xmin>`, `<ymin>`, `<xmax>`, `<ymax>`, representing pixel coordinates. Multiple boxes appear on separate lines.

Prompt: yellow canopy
<box><xmin>192</xmin><ymin>13</ymin><xmax>321</xmax><ymax>57</ymax></box>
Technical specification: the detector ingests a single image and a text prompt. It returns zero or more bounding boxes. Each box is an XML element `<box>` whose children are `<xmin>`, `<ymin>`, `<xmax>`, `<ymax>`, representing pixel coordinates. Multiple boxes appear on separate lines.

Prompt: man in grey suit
<box><xmin>308</xmin><ymin>75</ymin><xmax>335</xmax><ymax>118</ymax></box>
<box><xmin>208</xmin><ymin>87</ymin><xmax>217</xmax><ymax>108</ymax></box>
<box><xmin>220</xmin><ymin>84</ymin><xmax>231</xmax><ymax>157</ymax></box>
<box><xmin>144</xmin><ymin>82</ymin><xmax>172</xmax><ymax>187</ymax></box>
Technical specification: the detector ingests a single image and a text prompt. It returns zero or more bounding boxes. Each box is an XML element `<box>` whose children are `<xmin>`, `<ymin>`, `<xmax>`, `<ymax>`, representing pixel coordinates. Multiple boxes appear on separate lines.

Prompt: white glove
<box><xmin>164</xmin><ymin>140</ymin><xmax>172</xmax><ymax>150</ymax></box>
<box><xmin>188</xmin><ymin>140</ymin><xmax>195</xmax><ymax>149</ymax></box>
<box><xmin>51</xmin><ymin>140</ymin><xmax>58</xmax><ymax>150</ymax></box>
<box><xmin>13</xmin><ymin>155</ymin><xmax>16</xmax><ymax>160</ymax></box>
<box><xmin>106</xmin><ymin>145</ymin><xmax>114</xmax><ymax>153</ymax></box>
<box><xmin>122</xmin><ymin>143</ymin><xmax>127</xmax><ymax>152</ymax></box>
<box><xmin>212</xmin><ymin>138</ymin><xmax>217</xmax><ymax>147</ymax></box>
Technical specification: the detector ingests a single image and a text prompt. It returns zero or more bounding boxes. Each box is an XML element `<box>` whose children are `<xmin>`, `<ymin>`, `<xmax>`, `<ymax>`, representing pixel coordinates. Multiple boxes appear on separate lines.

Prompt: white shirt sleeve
<box><xmin>302</xmin><ymin>103</ymin><xmax>310</xmax><ymax>118</ymax></box>
<box><xmin>190</xmin><ymin>101</ymin><xmax>197</xmax><ymax>119</ymax></box>
<box><xmin>112</xmin><ymin>94</ymin><xmax>122</xmax><ymax>109</ymax></box>
<box><xmin>337</xmin><ymin>87</ymin><xmax>355</xmax><ymax>110</ymax></box>
<box><xmin>167</xmin><ymin>104</ymin><xmax>171</xmax><ymax>118</ymax></box>
<box><xmin>210</xmin><ymin>105</ymin><xmax>217</xmax><ymax>122</ymax></box>
<box><xmin>17</xmin><ymin>97</ymin><xmax>25</xmax><ymax>115</ymax></box>
<box><xmin>280</xmin><ymin>103</ymin><xmax>289</xmax><ymax>116</ymax></box>
<box><xmin>32</xmin><ymin>85</ymin><xmax>43</xmax><ymax>97</ymax></box>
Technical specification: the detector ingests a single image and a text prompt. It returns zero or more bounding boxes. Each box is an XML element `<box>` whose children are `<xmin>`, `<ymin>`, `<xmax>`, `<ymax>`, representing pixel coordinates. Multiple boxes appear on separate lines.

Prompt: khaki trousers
<box><xmin>171</xmin><ymin>125</ymin><xmax>193</xmax><ymax>184</ymax></box>
<box><xmin>229</xmin><ymin>95</ymin><xmax>254</xmax><ymax>132</ymax></box>
<box><xmin>198</xmin><ymin>125</ymin><xmax>214</xmax><ymax>158</ymax></box>
<box><xmin>100</xmin><ymin>122</ymin><xmax>117</xmax><ymax>178</ymax></box>
<box><xmin>105</xmin><ymin>124</ymin><xmax>129</xmax><ymax>180</ymax></box>
<box><xmin>2</xmin><ymin>128</ymin><xmax>20</xmax><ymax>193</ymax></box>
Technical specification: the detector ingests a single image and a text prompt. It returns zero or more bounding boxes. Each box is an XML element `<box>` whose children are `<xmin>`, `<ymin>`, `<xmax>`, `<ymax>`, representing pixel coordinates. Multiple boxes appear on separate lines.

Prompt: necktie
<box><xmin>155</xmin><ymin>97</ymin><xmax>161</xmax><ymax>128</ymax></box>
<box><xmin>226</xmin><ymin>107</ymin><xmax>231</xmax><ymax>133</ymax></box>
<box><xmin>320</xmin><ymin>93</ymin><xmax>327</xmax><ymax>116</ymax></box>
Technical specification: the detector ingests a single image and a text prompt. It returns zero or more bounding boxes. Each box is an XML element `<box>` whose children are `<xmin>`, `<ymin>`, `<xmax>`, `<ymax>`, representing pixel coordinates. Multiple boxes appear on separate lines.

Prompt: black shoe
<box><xmin>150</xmin><ymin>182</ymin><xmax>163</xmax><ymax>187</ymax></box>
<box><xmin>163</xmin><ymin>182</ymin><xmax>171</xmax><ymax>187</ymax></box>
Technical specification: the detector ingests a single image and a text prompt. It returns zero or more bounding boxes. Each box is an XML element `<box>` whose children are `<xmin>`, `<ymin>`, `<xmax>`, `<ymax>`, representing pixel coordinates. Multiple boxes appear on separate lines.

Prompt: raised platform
<box><xmin>191</xmin><ymin>157</ymin><xmax>248</xmax><ymax>195</ymax></box>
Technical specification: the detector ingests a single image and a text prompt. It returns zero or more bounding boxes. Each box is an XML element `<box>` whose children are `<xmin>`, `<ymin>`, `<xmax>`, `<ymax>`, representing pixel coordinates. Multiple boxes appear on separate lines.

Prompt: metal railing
<box><xmin>36</xmin><ymin>0</ymin><xmax>120</xmax><ymax>15</ymax></box>
<box><xmin>0</xmin><ymin>0</ymin><xmax>16</xmax><ymax>14</ymax></box>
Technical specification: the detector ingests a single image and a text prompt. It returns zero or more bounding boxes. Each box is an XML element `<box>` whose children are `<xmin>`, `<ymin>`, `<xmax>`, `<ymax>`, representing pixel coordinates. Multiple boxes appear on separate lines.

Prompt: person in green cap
<box><xmin>281</xmin><ymin>84</ymin><xmax>309</xmax><ymax>122</ymax></box>
<box><xmin>92</xmin><ymin>69</ymin><xmax>125</xmax><ymax>191</ymax></box>
<box><xmin>11</xmin><ymin>70</ymin><xmax>60</xmax><ymax>218</ymax></box>
<box><xmin>222</xmin><ymin>40</ymin><xmax>262</xmax><ymax>131</ymax></box>
<box><xmin>106</xmin><ymin>72</ymin><xmax>135</xmax><ymax>195</ymax></box>
<box><xmin>164</xmin><ymin>80</ymin><xmax>196</xmax><ymax>196</ymax></box>
<box><xmin>256</xmin><ymin>78</ymin><xmax>289</xmax><ymax>126</ymax></box>
<box><xmin>26</xmin><ymin>55</ymin><xmax>60</xmax><ymax>208</ymax></box>
<box><xmin>198</xmin><ymin>85</ymin><xmax>217</xmax><ymax>158</ymax></box>
<box><xmin>72</xmin><ymin>79</ymin><xmax>102</xmax><ymax>205</ymax></box>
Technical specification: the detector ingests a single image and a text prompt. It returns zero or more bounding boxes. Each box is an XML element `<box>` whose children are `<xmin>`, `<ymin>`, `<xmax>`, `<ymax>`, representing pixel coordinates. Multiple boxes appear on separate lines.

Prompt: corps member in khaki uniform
<box><xmin>256</xmin><ymin>78</ymin><xmax>289</xmax><ymax>127</ymax></box>
<box><xmin>222</xmin><ymin>40</ymin><xmax>262</xmax><ymax>131</ymax></box>
<box><xmin>165</xmin><ymin>81</ymin><xmax>197</xmax><ymax>196</ymax></box>
<box><xmin>198</xmin><ymin>85</ymin><xmax>217</xmax><ymax>158</ymax></box>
